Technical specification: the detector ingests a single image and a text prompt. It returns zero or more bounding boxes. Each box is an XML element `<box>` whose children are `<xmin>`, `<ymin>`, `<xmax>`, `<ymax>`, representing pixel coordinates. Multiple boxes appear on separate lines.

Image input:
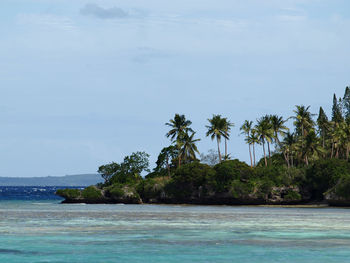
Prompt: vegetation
<box><xmin>57</xmin><ymin>87</ymin><xmax>350</xmax><ymax>205</ymax></box>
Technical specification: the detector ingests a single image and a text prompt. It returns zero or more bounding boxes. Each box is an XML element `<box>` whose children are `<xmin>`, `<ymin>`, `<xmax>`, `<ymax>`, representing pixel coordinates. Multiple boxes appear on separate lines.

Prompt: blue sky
<box><xmin>1</xmin><ymin>0</ymin><xmax>350</xmax><ymax>177</ymax></box>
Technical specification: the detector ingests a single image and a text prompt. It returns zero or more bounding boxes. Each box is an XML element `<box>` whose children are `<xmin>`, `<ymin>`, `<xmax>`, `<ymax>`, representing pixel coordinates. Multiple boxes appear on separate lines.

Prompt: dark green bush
<box><xmin>255</xmin><ymin>166</ymin><xmax>292</xmax><ymax>186</ymax></box>
<box><xmin>81</xmin><ymin>186</ymin><xmax>103</xmax><ymax>200</ymax></box>
<box><xmin>56</xmin><ymin>188</ymin><xmax>81</xmax><ymax>199</ymax></box>
<box><xmin>306</xmin><ymin>159</ymin><xmax>350</xmax><ymax>199</ymax></box>
<box><xmin>284</xmin><ymin>190</ymin><xmax>302</xmax><ymax>201</ymax></box>
<box><xmin>213</xmin><ymin>159</ymin><xmax>253</xmax><ymax>191</ymax></box>
<box><xmin>107</xmin><ymin>185</ymin><xmax>124</xmax><ymax>199</ymax></box>
<box><xmin>165</xmin><ymin>162</ymin><xmax>215</xmax><ymax>200</ymax></box>
<box><xmin>229</xmin><ymin>179</ymin><xmax>255</xmax><ymax>199</ymax></box>
<box><xmin>331</xmin><ymin>174</ymin><xmax>350</xmax><ymax>199</ymax></box>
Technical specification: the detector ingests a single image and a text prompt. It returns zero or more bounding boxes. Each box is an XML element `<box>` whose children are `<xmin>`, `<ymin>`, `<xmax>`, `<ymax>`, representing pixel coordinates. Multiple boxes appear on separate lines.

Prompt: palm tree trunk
<box><xmin>336</xmin><ymin>147</ymin><xmax>339</xmax><ymax>158</ymax></box>
<box><xmin>305</xmin><ymin>155</ymin><xmax>309</xmax><ymax>166</ymax></box>
<box><xmin>225</xmin><ymin>137</ymin><xmax>227</xmax><ymax>159</ymax></box>
<box><xmin>331</xmin><ymin>142</ymin><xmax>334</xmax><ymax>158</ymax></box>
<box><xmin>253</xmin><ymin>143</ymin><xmax>256</xmax><ymax>167</ymax></box>
<box><xmin>276</xmin><ymin>137</ymin><xmax>290</xmax><ymax>168</ymax></box>
<box><xmin>267</xmin><ymin>141</ymin><xmax>271</xmax><ymax>163</ymax></box>
<box><xmin>262</xmin><ymin>140</ymin><xmax>267</xmax><ymax>167</ymax></box>
<box><xmin>166</xmin><ymin>156</ymin><xmax>170</xmax><ymax>177</ymax></box>
<box><xmin>178</xmin><ymin>155</ymin><xmax>181</xmax><ymax>168</ymax></box>
<box><xmin>249</xmin><ymin>144</ymin><xmax>253</xmax><ymax>168</ymax></box>
<box><xmin>217</xmin><ymin>137</ymin><xmax>222</xmax><ymax>162</ymax></box>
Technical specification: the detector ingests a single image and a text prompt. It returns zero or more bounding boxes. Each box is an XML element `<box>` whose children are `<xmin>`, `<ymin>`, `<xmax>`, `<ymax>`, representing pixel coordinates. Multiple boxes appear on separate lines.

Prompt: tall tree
<box><xmin>154</xmin><ymin>146</ymin><xmax>179</xmax><ymax>176</ymax></box>
<box><xmin>223</xmin><ymin>118</ymin><xmax>234</xmax><ymax>159</ymax></box>
<box><xmin>270</xmin><ymin>115</ymin><xmax>290</xmax><ymax>167</ymax></box>
<box><xmin>165</xmin><ymin>114</ymin><xmax>193</xmax><ymax>167</ymax></box>
<box><xmin>302</xmin><ymin>130</ymin><xmax>324</xmax><ymax>166</ymax></box>
<box><xmin>332</xmin><ymin>94</ymin><xmax>343</xmax><ymax>124</ymax></box>
<box><xmin>255</xmin><ymin>116</ymin><xmax>273</xmax><ymax>167</ymax></box>
<box><xmin>178</xmin><ymin>132</ymin><xmax>201</xmax><ymax>163</ymax></box>
<box><xmin>343</xmin><ymin>86</ymin><xmax>350</xmax><ymax>123</ymax></box>
<box><xmin>316</xmin><ymin>106</ymin><xmax>329</xmax><ymax>149</ymax></box>
<box><xmin>240</xmin><ymin>120</ymin><xmax>253</xmax><ymax>167</ymax></box>
<box><xmin>282</xmin><ymin>132</ymin><xmax>297</xmax><ymax>167</ymax></box>
<box><xmin>206</xmin><ymin>115</ymin><xmax>227</xmax><ymax>162</ymax></box>
<box><xmin>247</xmin><ymin>129</ymin><xmax>260</xmax><ymax>167</ymax></box>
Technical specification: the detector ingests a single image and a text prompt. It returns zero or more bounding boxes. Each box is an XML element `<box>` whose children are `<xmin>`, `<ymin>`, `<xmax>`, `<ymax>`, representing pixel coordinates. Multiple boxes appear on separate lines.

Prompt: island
<box><xmin>57</xmin><ymin>87</ymin><xmax>350</xmax><ymax>206</ymax></box>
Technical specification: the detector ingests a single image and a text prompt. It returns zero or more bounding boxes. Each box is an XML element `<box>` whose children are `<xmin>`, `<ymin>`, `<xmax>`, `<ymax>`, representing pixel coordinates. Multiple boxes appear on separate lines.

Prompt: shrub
<box><xmin>213</xmin><ymin>159</ymin><xmax>253</xmax><ymax>191</ymax></box>
<box><xmin>330</xmin><ymin>174</ymin><xmax>350</xmax><ymax>199</ymax></box>
<box><xmin>165</xmin><ymin>162</ymin><xmax>216</xmax><ymax>201</ymax></box>
<box><xmin>284</xmin><ymin>190</ymin><xmax>302</xmax><ymax>201</ymax></box>
<box><xmin>107</xmin><ymin>185</ymin><xmax>124</xmax><ymax>199</ymax></box>
<box><xmin>81</xmin><ymin>186</ymin><xmax>103</xmax><ymax>200</ymax></box>
<box><xmin>306</xmin><ymin>159</ymin><xmax>350</xmax><ymax>199</ymax></box>
<box><xmin>255</xmin><ymin>166</ymin><xmax>292</xmax><ymax>186</ymax></box>
<box><xmin>229</xmin><ymin>179</ymin><xmax>255</xmax><ymax>199</ymax></box>
<box><xmin>56</xmin><ymin>188</ymin><xmax>81</xmax><ymax>199</ymax></box>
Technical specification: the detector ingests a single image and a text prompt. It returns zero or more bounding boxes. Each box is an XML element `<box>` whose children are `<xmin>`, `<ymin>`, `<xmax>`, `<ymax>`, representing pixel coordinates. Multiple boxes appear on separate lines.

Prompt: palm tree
<box><xmin>178</xmin><ymin>132</ymin><xmax>201</xmax><ymax>163</ymax></box>
<box><xmin>165</xmin><ymin>114</ymin><xmax>193</xmax><ymax>167</ymax></box>
<box><xmin>255</xmin><ymin>116</ymin><xmax>273</xmax><ymax>167</ymax></box>
<box><xmin>303</xmin><ymin>130</ymin><xmax>324</xmax><ymax>165</ymax></box>
<box><xmin>166</xmin><ymin>114</ymin><xmax>193</xmax><ymax>141</ymax></box>
<box><xmin>240</xmin><ymin>120</ymin><xmax>253</xmax><ymax>167</ymax></box>
<box><xmin>247</xmin><ymin>129</ymin><xmax>260</xmax><ymax>167</ymax></box>
<box><xmin>293</xmin><ymin>105</ymin><xmax>315</xmax><ymax>164</ymax></box>
<box><xmin>270</xmin><ymin>115</ymin><xmax>290</xmax><ymax>167</ymax></box>
<box><xmin>293</xmin><ymin>105</ymin><xmax>315</xmax><ymax>144</ymax></box>
<box><xmin>206</xmin><ymin>115</ymin><xmax>227</xmax><ymax>162</ymax></box>
<box><xmin>223</xmin><ymin>118</ymin><xmax>234</xmax><ymax>159</ymax></box>
<box><xmin>282</xmin><ymin>132</ymin><xmax>297</xmax><ymax>167</ymax></box>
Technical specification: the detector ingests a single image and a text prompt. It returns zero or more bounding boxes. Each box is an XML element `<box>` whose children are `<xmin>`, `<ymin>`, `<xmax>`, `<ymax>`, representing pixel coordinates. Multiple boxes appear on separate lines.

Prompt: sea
<box><xmin>0</xmin><ymin>186</ymin><xmax>350</xmax><ymax>262</ymax></box>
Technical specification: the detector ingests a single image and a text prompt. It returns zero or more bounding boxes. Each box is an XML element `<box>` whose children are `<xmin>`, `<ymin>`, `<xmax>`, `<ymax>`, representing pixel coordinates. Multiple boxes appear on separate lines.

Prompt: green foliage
<box><xmin>229</xmin><ymin>179</ymin><xmax>255</xmax><ymax>199</ymax></box>
<box><xmin>213</xmin><ymin>159</ymin><xmax>252</xmax><ymax>191</ymax></box>
<box><xmin>332</xmin><ymin>94</ymin><xmax>344</xmax><ymax>123</ymax></box>
<box><xmin>56</xmin><ymin>188</ymin><xmax>81</xmax><ymax>199</ymax></box>
<box><xmin>255</xmin><ymin>165</ymin><xmax>292</xmax><ymax>187</ymax></box>
<box><xmin>284</xmin><ymin>190</ymin><xmax>302</xmax><ymax>201</ymax></box>
<box><xmin>154</xmin><ymin>145</ymin><xmax>178</xmax><ymax>174</ymax></box>
<box><xmin>107</xmin><ymin>185</ymin><xmax>124</xmax><ymax>199</ymax></box>
<box><xmin>332</xmin><ymin>174</ymin><xmax>350</xmax><ymax>199</ymax></box>
<box><xmin>306</xmin><ymin>159</ymin><xmax>350</xmax><ymax>199</ymax></box>
<box><xmin>98</xmin><ymin>162</ymin><xmax>120</xmax><ymax>184</ymax></box>
<box><xmin>166</xmin><ymin>162</ymin><xmax>215</xmax><ymax>200</ymax></box>
<box><xmin>100</xmin><ymin>151</ymin><xmax>150</xmax><ymax>185</ymax></box>
<box><xmin>138</xmin><ymin>177</ymin><xmax>170</xmax><ymax>201</ymax></box>
<box><xmin>256</xmin><ymin>153</ymin><xmax>285</xmax><ymax>167</ymax></box>
<box><xmin>81</xmin><ymin>186</ymin><xmax>102</xmax><ymax>200</ymax></box>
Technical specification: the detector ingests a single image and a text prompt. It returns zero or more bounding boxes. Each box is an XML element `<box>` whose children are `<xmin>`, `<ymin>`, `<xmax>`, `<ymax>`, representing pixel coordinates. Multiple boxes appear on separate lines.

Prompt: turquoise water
<box><xmin>1</xmin><ymin>201</ymin><xmax>350</xmax><ymax>262</ymax></box>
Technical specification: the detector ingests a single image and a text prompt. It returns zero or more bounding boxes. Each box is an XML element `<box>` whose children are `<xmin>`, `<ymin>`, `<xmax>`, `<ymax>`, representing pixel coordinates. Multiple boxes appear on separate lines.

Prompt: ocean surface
<box><xmin>0</xmin><ymin>186</ymin><xmax>350</xmax><ymax>262</ymax></box>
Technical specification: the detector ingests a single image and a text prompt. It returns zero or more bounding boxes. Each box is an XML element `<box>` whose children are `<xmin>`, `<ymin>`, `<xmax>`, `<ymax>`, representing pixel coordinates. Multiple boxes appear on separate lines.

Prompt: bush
<box><xmin>107</xmin><ymin>185</ymin><xmax>124</xmax><ymax>199</ymax></box>
<box><xmin>81</xmin><ymin>186</ymin><xmax>103</xmax><ymax>200</ymax></box>
<box><xmin>331</xmin><ymin>174</ymin><xmax>350</xmax><ymax>199</ymax></box>
<box><xmin>138</xmin><ymin>177</ymin><xmax>170</xmax><ymax>201</ymax></box>
<box><xmin>306</xmin><ymin>159</ymin><xmax>350</xmax><ymax>199</ymax></box>
<box><xmin>56</xmin><ymin>188</ymin><xmax>81</xmax><ymax>199</ymax></box>
<box><xmin>165</xmin><ymin>162</ymin><xmax>216</xmax><ymax>201</ymax></box>
<box><xmin>284</xmin><ymin>190</ymin><xmax>302</xmax><ymax>201</ymax></box>
<box><xmin>213</xmin><ymin>159</ymin><xmax>253</xmax><ymax>191</ymax></box>
<box><xmin>229</xmin><ymin>179</ymin><xmax>255</xmax><ymax>199</ymax></box>
<box><xmin>255</xmin><ymin>166</ymin><xmax>292</xmax><ymax>186</ymax></box>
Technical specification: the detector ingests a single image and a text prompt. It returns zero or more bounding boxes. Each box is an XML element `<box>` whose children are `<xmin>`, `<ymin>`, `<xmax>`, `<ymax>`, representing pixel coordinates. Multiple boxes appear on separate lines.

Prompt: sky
<box><xmin>1</xmin><ymin>0</ymin><xmax>350</xmax><ymax>177</ymax></box>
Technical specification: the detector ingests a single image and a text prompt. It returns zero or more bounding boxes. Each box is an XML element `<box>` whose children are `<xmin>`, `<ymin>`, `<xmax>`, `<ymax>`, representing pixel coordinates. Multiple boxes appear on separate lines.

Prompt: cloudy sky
<box><xmin>1</xmin><ymin>0</ymin><xmax>350</xmax><ymax>177</ymax></box>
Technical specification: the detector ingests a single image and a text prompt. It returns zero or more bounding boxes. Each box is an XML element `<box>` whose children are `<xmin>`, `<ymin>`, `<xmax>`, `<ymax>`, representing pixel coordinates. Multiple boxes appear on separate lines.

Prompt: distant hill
<box><xmin>0</xmin><ymin>174</ymin><xmax>103</xmax><ymax>186</ymax></box>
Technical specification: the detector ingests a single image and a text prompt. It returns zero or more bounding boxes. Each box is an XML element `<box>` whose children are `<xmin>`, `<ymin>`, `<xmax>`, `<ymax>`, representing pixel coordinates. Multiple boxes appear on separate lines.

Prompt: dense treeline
<box><xmin>57</xmin><ymin>87</ymin><xmax>350</xmax><ymax>205</ymax></box>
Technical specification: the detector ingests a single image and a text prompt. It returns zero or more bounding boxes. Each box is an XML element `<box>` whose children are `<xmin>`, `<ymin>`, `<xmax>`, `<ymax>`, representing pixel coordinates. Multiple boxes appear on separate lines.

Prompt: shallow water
<box><xmin>0</xmin><ymin>199</ymin><xmax>350</xmax><ymax>262</ymax></box>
